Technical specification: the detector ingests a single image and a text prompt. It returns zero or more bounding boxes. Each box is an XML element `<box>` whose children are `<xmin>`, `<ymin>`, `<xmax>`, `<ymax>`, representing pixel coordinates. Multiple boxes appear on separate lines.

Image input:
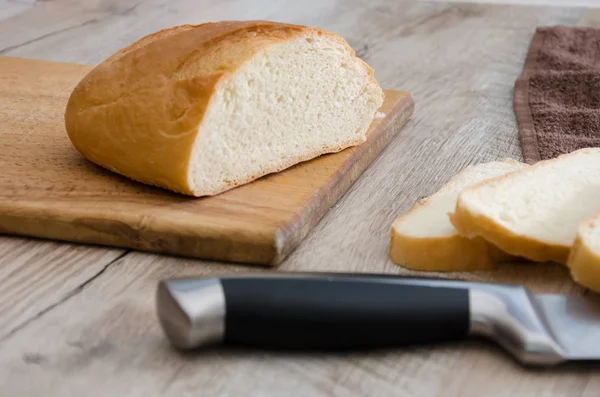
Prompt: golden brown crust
<box><xmin>450</xmin><ymin>198</ymin><xmax>569</xmax><ymax>264</ymax></box>
<box><xmin>389</xmin><ymin>228</ymin><xmax>502</xmax><ymax>272</ymax></box>
<box><xmin>390</xmin><ymin>189</ymin><xmax>510</xmax><ymax>273</ymax></box>
<box><xmin>567</xmin><ymin>212</ymin><xmax>600</xmax><ymax>292</ymax></box>
<box><xmin>65</xmin><ymin>21</ymin><xmax>358</xmax><ymax>195</ymax></box>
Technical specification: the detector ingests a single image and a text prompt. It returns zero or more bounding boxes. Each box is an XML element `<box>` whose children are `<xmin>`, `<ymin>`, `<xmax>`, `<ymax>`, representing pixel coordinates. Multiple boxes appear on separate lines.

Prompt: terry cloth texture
<box><xmin>514</xmin><ymin>26</ymin><xmax>600</xmax><ymax>163</ymax></box>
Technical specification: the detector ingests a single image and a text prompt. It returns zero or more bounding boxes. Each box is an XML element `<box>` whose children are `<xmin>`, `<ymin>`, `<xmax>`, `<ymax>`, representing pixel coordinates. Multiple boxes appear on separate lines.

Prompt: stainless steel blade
<box><xmin>533</xmin><ymin>293</ymin><xmax>600</xmax><ymax>361</ymax></box>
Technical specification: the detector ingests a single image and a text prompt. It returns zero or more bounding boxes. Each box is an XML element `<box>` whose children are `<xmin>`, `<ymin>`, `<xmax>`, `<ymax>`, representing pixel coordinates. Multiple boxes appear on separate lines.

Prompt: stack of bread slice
<box><xmin>390</xmin><ymin>148</ymin><xmax>600</xmax><ymax>292</ymax></box>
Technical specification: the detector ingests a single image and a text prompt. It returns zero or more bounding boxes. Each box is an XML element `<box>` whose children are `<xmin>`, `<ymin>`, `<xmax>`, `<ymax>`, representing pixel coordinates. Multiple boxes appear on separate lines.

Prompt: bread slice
<box><xmin>568</xmin><ymin>211</ymin><xmax>600</xmax><ymax>292</ymax></box>
<box><xmin>390</xmin><ymin>160</ymin><xmax>527</xmax><ymax>271</ymax></box>
<box><xmin>451</xmin><ymin>148</ymin><xmax>600</xmax><ymax>264</ymax></box>
<box><xmin>64</xmin><ymin>21</ymin><xmax>384</xmax><ymax>196</ymax></box>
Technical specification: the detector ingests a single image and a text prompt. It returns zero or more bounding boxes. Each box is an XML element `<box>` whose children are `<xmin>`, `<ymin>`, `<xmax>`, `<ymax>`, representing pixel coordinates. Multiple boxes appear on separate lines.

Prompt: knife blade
<box><xmin>155</xmin><ymin>272</ymin><xmax>600</xmax><ymax>366</ymax></box>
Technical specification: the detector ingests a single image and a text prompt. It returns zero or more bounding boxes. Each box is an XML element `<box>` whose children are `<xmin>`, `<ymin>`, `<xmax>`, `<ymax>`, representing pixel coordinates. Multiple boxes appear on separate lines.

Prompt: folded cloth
<box><xmin>514</xmin><ymin>26</ymin><xmax>600</xmax><ymax>164</ymax></box>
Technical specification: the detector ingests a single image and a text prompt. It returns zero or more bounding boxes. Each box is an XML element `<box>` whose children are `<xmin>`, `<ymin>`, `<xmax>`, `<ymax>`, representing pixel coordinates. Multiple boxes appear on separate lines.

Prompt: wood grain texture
<box><xmin>1</xmin><ymin>1</ymin><xmax>600</xmax><ymax>396</ymax></box>
<box><xmin>431</xmin><ymin>0</ymin><xmax>600</xmax><ymax>6</ymax></box>
<box><xmin>0</xmin><ymin>0</ymin><xmax>142</xmax><ymax>56</ymax></box>
<box><xmin>0</xmin><ymin>236</ymin><xmax>125</xmax><ymax>340</ymax></box>
<box><xmin>0</xmin><ymin>0</ymin><xmax>34</xmax><ymax>21</ymax></box>
<box><xmin>0</xmin><ymin>56</ymin><xmax>412</xmax><ymax>265</ymax></box>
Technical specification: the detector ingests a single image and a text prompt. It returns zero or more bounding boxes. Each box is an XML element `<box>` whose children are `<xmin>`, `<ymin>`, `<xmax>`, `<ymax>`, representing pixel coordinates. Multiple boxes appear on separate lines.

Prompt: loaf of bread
<box><xmin>65</xmin><ymin>21</ymin><xmax>384</xmax><ymax>196</ymax></box>
<box><xmin>390</xmin><ymin>160</ymin><xmax>526</xmax><ymax>271</ymax></box>
<box><xmin>451</xmin><ymin>148</ymin><xmax>600</xmax><ymax>264</ymax></box>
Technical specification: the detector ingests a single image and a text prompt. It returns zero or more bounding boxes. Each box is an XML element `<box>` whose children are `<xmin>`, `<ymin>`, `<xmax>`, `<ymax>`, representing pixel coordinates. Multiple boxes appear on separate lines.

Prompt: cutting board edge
<box><xmin>0</xmin><ymin>208</ymin><xmax>279</xmax><ymax>265</ymax></box>
<box><xmin>271</xmin><ymin>90</ymin><xmax>415</xmax><ymax>265</ymax></box>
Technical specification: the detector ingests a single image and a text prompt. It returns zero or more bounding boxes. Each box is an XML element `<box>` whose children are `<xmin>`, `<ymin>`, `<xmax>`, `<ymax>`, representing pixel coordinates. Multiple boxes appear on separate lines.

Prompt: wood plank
<box><xmin>430</xmin><ymin>0</ymin><xmax>600</xmax><ymax>6</ymax></box>
<box><xmin>0</xmin><ymin>0</ymin><xmax>141</xmax><ymax>56</ymax></box>
<box><xmin>0</xmin><ymin>254</ymin><xmax>593</xmax><ymax>397</ymax></box>
<box><xmin>0</xmin><ymin>236</ymin><xmax>124</xmax><ymax>340</ymax></box>
<box><xmin>0</xmin><ymin>0</ymin><xmax>34</xmax><ymax>21</ymax></box>
<box><xmin>0</xmin><ymin>56</ymin><xmax>412</xmax><ymax>265</ymax></box>
<box><xmin>578</xmin><ymin>9</ymin><xmax>600</xmax><ymax>27</ymax></box>
<box><xmin>0</xmin><ymin>0</ymin><xmax>338</xmax><ymax>63</ymax></box>
<box><xmin>0</xmin><ymin>1</ymin><xmax>599</xmax><ymax>397</ymax></box>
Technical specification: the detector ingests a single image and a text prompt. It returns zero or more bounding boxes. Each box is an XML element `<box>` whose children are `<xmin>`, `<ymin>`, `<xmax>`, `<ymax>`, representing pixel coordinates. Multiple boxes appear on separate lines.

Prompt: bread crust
<box><xmin>568</xmin><ymin>213</ymin><xmax>600</xmax><ymax>291</ymax></box>
<box><xmin>65</xmin><ymin>21</ymin><xmax>377</xmax><ymax>196</ymax></box>
<box><xmin>390</xmin><ymin>221</ymin><xmax>504</xmax><ymax>271</ymax></box>
<box><xmin>450</xmin><ymin>200</ymin><xmax>569</xmax><ymax>264</ymax></box>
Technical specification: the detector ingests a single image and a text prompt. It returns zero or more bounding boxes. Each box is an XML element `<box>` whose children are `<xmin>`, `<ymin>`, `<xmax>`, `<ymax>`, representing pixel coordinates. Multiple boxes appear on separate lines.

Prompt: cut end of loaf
<box><xmin>187</xmin><ymin>33</ymin><xmax>383</xmax><ymax>196</ymax></box>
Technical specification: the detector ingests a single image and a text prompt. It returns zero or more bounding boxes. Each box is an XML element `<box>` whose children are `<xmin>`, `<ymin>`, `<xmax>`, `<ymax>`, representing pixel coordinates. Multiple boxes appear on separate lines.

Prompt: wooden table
<box><xmin>2</xmin><ymin>1</ymin><xmax>600</xmax><ymax>396</ymax></box>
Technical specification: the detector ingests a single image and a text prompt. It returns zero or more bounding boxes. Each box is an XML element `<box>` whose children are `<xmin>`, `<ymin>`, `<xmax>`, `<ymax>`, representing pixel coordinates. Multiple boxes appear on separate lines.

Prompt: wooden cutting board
<box><xmin>0</xmin><ymin>56</ymin><xmax>413</xmax><ymax>266</ymax></box>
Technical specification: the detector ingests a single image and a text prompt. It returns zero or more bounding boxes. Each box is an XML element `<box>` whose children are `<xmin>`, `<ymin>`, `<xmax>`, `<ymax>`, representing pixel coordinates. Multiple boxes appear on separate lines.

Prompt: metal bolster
<box><xmin>468</xmin><ymin>288</ymin><xmax>565</xmax><ymax>366</ymax></box>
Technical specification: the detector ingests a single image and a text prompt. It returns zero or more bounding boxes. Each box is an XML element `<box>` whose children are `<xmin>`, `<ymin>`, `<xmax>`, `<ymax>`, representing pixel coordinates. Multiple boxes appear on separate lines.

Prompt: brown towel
<box><xmin>514</xmin><ymin>26</ymin><xmax>600</xmax><ymax>164</ymax></box>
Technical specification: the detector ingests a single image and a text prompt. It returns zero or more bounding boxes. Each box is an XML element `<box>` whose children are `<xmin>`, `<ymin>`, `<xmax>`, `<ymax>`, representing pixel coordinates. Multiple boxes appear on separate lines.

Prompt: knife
<box><xmin>155</xmin><ymin>272</ymin><xmax>600</xmax><ymax>366</ymax></box>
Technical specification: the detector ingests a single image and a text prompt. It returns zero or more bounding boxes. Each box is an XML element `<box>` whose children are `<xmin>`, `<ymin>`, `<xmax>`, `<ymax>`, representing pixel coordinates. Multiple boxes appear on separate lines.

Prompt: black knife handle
<box><xmin>157</xmin><ymin>273</ymin><xmax>566</xmax><ymax>366</ymax></box>
<box><xmin>220</xmin><ymin>276</ymin><xmax>469</xmax><ymax>349</ymax></box>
